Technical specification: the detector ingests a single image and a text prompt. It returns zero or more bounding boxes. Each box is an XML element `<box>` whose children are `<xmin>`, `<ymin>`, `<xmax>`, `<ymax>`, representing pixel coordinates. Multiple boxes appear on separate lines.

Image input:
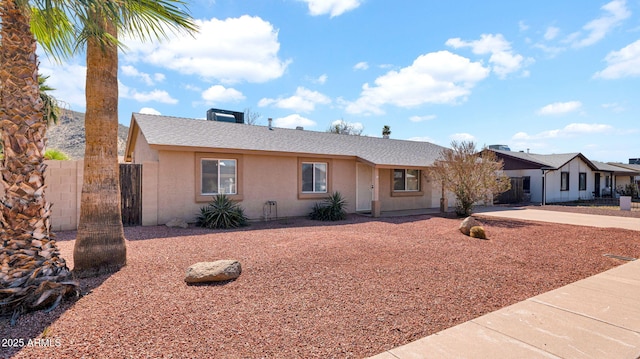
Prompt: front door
<box><xmin>356</xmin><ymin>163</ymin><xmax>373</xmax><ymax>211</ymax></box>
<box><xmin>594</xmin><ymin>173</ymin><xmax>601</xmax><ymax>197</ymax></box>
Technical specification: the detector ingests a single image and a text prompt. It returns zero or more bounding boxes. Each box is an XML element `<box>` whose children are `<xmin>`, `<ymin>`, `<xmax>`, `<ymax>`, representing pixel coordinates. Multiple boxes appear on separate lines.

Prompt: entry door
<box><xmin>594</xmin><ymin>173</ymin><xmax>601</xmax><ymax>197</ymax></box>
<box><xmin>356</xmin><ymin>163</ymin><xmax>373</xmax><ymax>211</ymax></box>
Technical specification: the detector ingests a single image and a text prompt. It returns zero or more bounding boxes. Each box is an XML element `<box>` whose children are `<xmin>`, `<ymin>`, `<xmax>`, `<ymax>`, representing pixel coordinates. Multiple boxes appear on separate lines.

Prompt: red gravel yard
<box><xmin>2</xmin><ymin>214</ymin><xmax>640</xmax><ymax>358</ymax></box>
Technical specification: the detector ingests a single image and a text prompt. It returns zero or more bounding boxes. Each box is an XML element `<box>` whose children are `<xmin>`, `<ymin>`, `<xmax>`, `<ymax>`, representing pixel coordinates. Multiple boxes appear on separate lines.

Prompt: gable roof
<box><xmin>603</xmin><ymin>162</ymin><xmax>640</xmax><ymax>175</ymax></box>
<box><xmin>490</xmin><ymin>149</ymin><xmax>598</xmax><ymax>171</ymax></box>
<box><xmin>125</xmin><ymin>113</ymin><xmax>446</xmax><ymax>168</ymax></box>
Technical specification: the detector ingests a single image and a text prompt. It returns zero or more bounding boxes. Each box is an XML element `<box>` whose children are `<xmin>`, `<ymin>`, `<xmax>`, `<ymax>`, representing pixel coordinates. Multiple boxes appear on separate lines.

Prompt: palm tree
<box><xmin>0</xmin><ymin>0</ymin><xmax>76</xmax><ymax>322</ymax></box>
<box><xmin>71</xmin><ymin>1</ymin><xmax>197</xmax><ymax>277</ymax></box>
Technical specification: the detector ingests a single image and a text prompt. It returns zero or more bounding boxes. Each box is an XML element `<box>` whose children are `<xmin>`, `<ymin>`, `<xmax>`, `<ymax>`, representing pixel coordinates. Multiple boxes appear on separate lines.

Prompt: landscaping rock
<box><xmin>185</xmin><ymin>260</ymin><xmax>242</xmax><ymax>283</ymax></box>
<box><xmin>459</xmin><ymin>216</ymin><xmax>481</xmax><ymax>236</ymax></box>
<box><xmin>469</xmin><ymin>226</ymin><xmax>487</xmax><ymax>240</ymax></box>
<box><xmin>166</xmin><ymin>218</ymin><xmax>189</xmax><ymax>228</ymax></box>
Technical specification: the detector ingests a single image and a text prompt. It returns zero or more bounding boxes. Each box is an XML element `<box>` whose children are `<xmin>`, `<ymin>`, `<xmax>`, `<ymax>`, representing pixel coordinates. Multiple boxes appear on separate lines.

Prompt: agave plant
<box><xmin>197</xmin><ymin>194</ymin><xmax>248</xmax><ymax>229</ymax></box>
<box><xmin>309</xmin><ymin>191</ymin><xmax>347</xmax><ymax>221</ymax></box>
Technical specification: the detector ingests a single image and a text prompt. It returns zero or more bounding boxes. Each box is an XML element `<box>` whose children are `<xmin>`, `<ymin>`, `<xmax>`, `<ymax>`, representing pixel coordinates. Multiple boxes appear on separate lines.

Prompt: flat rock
<box><xmin>185</xmin><ymin>260</ymin><xmax>241</xmax><ymax>283</ymax></box>
<box><xmin>166</xmin><ymin>218</ymin><xmax>189</xmax><ymax>228</ymax></box>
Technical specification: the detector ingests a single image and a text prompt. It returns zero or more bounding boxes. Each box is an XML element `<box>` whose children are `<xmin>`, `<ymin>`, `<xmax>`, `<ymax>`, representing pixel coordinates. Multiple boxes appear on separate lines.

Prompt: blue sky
<box><xmin>39</xmin><ymin>0</ymin><xmax>640</xmax><ymax>162</ymax></box>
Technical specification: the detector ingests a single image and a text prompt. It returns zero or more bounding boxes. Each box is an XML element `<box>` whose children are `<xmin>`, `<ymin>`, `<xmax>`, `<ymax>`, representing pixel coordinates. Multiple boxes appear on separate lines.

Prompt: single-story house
<box><xmin>607</xmin><ymin>162</ymin><xmax>640</xmax><ymax>197</ymax></box>
<box><xmin>489</xmin><ymin>149</ymin><xmax>632</xmax><ymax>204</ymax></box>
<box><xmin>124</xmin><ymin>113</ymin><xmax>453</xmax><ymax>225</ymax></box>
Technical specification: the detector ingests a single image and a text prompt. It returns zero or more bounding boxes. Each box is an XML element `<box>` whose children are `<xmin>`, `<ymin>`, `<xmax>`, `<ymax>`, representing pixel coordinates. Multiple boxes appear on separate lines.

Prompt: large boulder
<box><xmin>185</xmin><ymin>260</ymin><xmax>242</xmax><ymax>283</ymax></box>
<box><xmin>459</xmin><ymin>216</ymin><xmax>481</xmax><ymax>236</ymax></box>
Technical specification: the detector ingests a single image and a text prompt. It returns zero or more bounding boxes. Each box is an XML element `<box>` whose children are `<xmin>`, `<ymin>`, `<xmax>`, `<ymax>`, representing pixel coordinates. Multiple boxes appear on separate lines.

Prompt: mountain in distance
<box><xmin>46</xmin><ymin>109</ymin><xmax>129</xmax><ymax>160</ymax></box>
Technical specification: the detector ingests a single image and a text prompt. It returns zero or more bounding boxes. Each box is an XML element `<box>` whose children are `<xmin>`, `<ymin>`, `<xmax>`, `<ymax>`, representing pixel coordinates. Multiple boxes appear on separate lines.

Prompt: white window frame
<box><xmin>301</xmin><ymin>162</ymin><xmax>328</xmax><ymax>194</ymax></box>
<box><xmin>200</xmin><ymin>158</ymin><xmax>237</xmax><ymax>195</ymax></box>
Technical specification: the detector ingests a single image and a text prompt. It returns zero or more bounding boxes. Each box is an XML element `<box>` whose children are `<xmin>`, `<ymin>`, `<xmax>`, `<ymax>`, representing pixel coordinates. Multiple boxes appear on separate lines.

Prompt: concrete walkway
<box><xmin>369</xmin><ymin>208</ymin><xmax>640</xmax><ymax>359</ymax></box>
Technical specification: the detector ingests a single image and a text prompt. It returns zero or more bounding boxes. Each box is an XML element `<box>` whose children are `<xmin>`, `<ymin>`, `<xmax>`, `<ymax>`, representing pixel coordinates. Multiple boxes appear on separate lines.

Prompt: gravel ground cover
<box><xmin>2</xmin><ymin>213</ymin><xmax>639</xmax><ymax>358</ymax></box>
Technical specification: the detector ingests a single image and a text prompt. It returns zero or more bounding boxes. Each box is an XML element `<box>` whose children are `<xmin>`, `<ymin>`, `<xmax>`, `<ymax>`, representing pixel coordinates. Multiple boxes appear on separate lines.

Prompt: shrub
<box><xmin>469</xmin><ymin>226</ymin><xmax>487</xmax><ymax>239</ymax></box>
<box><xmin>197</xmin><ymin>194</ymin><xmax>248</xmax><ymax>229</ymax></box>
<box><xmin>44</xmin><ymin>148</ymin><xmax>70</xmax><ymax>160</ymax></box>
<box><xmin>309</xmin><ymin>191</ymin><xmax>347</xmax><ymax>221</ymax></box>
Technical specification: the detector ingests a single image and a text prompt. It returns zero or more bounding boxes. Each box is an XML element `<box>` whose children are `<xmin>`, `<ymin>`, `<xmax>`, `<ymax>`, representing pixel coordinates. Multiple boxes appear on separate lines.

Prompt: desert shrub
<box><xmin>309</xmin><ymin>191</ymin><xmax>347</xmax><ymax>221</ymax></box>
<box><xmin>469</xmin><ymin>226</ymin><xmax>487</xmax><ymax>239</ymax></box>
<box><xmin>44</xmin><ymin>148</ymin><xmax>70</xmax><ymax>160</ymax></box>
<box><xmin>197</xmin><ymin>194</ymin><xmax>248</xmax><ymax>229</ymax></box>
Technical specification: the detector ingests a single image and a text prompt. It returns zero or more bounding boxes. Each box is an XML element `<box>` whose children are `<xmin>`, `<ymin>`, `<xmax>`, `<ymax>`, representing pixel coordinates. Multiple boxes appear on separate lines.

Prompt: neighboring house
<box><xmin>607</xmin><ymin>162</ymin><xmax>640</xmax><ymax>197</ymax></box>
<box><xmin>490</xmin><ymin>150</ymin><xmax>604</xmax><ymax>204</ymax></box>
<box><xmin>591</xmin><ymin>161</ymin><xmax>639</xmax><ymax>196</ymax></box>
<box><xmin>124</xmin><ymin>113</ymin><xmax>451</xmax><ymax>225</ymax></box>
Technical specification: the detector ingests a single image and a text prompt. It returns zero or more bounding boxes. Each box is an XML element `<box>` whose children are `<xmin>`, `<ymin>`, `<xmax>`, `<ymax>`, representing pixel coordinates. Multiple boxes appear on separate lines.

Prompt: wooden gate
<box><xmin>120</xmin><ymin>163</ymin><xmax>142</xmax><ymax>226</ymax></box>
<box><xmin>495</xmin><ymin>177</ymin><xmax>524</xmax><ymax>204</ymax></box>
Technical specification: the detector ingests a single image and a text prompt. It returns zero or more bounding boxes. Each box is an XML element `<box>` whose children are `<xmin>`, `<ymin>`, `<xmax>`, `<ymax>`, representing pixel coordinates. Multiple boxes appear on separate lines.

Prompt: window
<box><xmin>393</xmin><ymin>169</ymin><xmax>420</xmax><ymax>191</ymax></box>
<box><xmin>579</xmin><ymin>172</ymin><xmax>587</xmax><ymax>191</ymax></box>
<box><xmin>522</xmin><ymin>176</ymin><xmax>531</xmax><ymax>193</ymax></box>
<box><xmin>201</xmin><ymin>159</ymin><xmax>237</xmax><ymax>195</ymax></box>
<box><xmin>302</xmin><ymin>162</ymin><xmax>327</xmax><ymax>193</ymax></box>
<box><xmin>561</xmin><ymin>172</ymin><xmax>569</xmax><ymax>191</ymax></box>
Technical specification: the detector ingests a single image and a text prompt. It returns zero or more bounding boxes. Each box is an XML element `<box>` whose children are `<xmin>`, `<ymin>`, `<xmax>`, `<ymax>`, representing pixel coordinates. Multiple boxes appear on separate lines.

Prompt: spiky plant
<box><xmin>44</xmin><ymin>149</ymin><xmax>70</xmax><ymax>160</ymax></box>
<box><xmin>309</xmin><ymin>191</ymin><xmax>347</xmax><ymax>221</ymax></box>
<box><xmin>197</xmin><ymin>194</ymin><xmax>248</xmax><ymax>229</ymax></box>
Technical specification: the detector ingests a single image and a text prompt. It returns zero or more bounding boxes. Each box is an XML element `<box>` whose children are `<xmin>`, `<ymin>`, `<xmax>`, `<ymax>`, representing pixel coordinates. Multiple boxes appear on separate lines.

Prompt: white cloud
<box><xmin>408</xmin><ymin>136</ymin><xmax>438</xmax><ymax>144</ymax></box>
<box><xmin>446</xmin><ymin>33</ymin><xmax>530</xmax><ymax>79</ymax></box>
<box><xmin>537</xmin><ymin>101</ymin><xmax>582</xmax><ymax>115</ymax></box>
<box><xmin>315</xmin><ymin>74</ymin><xmax>328</xmax><ymax>84</ymax></box>
<box><xmin>259</xmin><ymin>87</ymin><xmax>331</xmax><ymax>113</ymax></box>
<box><xmin>593</xmin><ymin>39</ymin><xmax>640</xmax><ymax>79</ymax></box>
<box><xmin>409</xmin><ymin>115</ymin><xmax>437</xmax><ymax>122</ymax></box>
<box><xmin>518</xmin><ymin>21</ymin><xmax>529</xmax><ymax>32</ymax></box>
<box><xmin>121</xmin><ymin>65</ymin><xmax>164</xmax><ymax>86</ymax></box>
<box><xmin>201</xmin><ymin>85</ymin><xmax>245</xmax><ymax>103</ymax></box>
<box><xmin>273</xmin><ymin>114</ymin><xmax>317</xmax><ymax>128</ymax></box>
<box><xmin>512</xmin><ymin>123</ymin><xmax>613</xmax><ymax>140</ymax></box>
<box><xmin>450</xmin><ymin>133</ymin><xmax>476</xmax><ymax>142</ymax></box>
<box><xmin>139</xmin><ymin>107</ymin><xmax>161</xmax><ymax>115</ymax></box>
<box><xmin>299</xmin><ymin>0</ymin><xmax>362</xmax><ymax>17</ymax></box>
<box><xmin>122</xmin><ymin>16</ymin><xmax>291</xmax><ymax>84</ymax></box>
<box><xmin>601</xmin><ymin>102</ymin><xmax>625</xmax><ymax>112</ymax></box>
<box><xmin>38</xmin><ymin>58</ymin><xmax>87</xmax><ymax>109</ymax></box>
<box><xmin>120</xmin><ymin>84</ymin><xmax>178</xmax><ymax>104</ymax></box>
<box><xmin>353</xmin><ymin>61</ymin><xmax>369</xmax><ymax>70</ymax></box>
<box><xmin>544</xmin><ymin>26</ymin><xmax>560</xmax><ymax>40</ymax></box>
<box><xmin>345</xmin><ymin>51</ymin><xmax>489</xmax><ymax>115</ymax></box>
<box><xmin>568</xmin><ymin>0</ymin><xmax>631</xmax><ymax>48</ymax></box>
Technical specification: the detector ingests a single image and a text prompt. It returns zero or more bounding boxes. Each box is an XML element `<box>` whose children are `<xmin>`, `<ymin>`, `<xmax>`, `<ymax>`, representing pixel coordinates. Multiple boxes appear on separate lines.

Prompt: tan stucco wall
<box><xmin>151</xmin><ymin>151</ymin><xmax>360</xmax><ymax>224</ymax></box>
<box><xmin>133</xmin><ymin>130</ymin><xmax>158</xmax><ymax>163</ymax></box>
<box><xmin>377</xmin><ymin>168</ymin><xmax>438</xmax><ymax>211</ymax></box>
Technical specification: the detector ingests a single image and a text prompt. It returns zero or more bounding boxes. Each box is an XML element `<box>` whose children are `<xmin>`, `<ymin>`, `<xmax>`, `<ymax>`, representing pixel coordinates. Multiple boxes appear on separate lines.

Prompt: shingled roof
<box><xmin>490</xmin><ymin>149</ymin><xmax>598</xmax><ymax>170</ymax></box>
<box><xmin>125</xmin><ymin>113</ymin><xmax>446</xmax><ymax>168</ymax></box>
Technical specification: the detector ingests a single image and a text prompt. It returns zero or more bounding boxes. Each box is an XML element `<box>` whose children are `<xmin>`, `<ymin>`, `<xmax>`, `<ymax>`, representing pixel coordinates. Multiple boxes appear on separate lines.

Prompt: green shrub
<box><xmin>197</xmin><ymin>194</ymin><xmax>248</xmax><ymax>229</ymax></box>
<box><xmin>44</xmin><ymin>148</ymin><xmax>70</xmax><ymax>160</ymax></box>
<box><xmin>309</xmin><ymin>191</ymin><xmax>347</xmax><ymax>221</ymax></box>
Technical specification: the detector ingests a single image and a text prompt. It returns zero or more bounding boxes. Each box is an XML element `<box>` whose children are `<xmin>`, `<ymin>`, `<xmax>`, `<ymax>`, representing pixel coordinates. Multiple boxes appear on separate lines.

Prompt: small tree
<box><xmin>244</xmin><ymin>107</ymin><xmax>261</xmax><ymax>125</ymax></box>
<box><xmin>327</xmin><ymin>119</ymin><xmax>363</xmax><ymax>136</ymax></box>
<box><xmin>382</xmin><ymin>125</ymin><xmax>391</xmax><ymax>138</ymax></box>
<box><xmin>428</xmin><ymin>141</ymin><xmax>511</xmax><ymax>217</ymax></box>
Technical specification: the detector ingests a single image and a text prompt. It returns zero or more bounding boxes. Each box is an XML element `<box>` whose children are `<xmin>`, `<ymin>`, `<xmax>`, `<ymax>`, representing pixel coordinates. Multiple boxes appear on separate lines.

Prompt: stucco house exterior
<box><xmin>490</xmin><ymin>149</ymin><xmax>639</xmax><ymax>204</ymax></box>
<box><xmin>124</xmin><ymin>113</ymin><xmax>451</xmax><ymax>225</ymax></box>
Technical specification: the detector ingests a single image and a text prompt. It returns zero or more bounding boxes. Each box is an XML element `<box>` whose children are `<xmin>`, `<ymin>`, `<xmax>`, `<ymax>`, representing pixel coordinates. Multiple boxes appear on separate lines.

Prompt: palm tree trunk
<box><xmin>73</xmin><ymin>11</ymin><xmax>127</xmax><ymax>277</ymax></box>
<box><xmin>0</xmin><ymin>0</ymin><xmax>76</xmax><ymax>321</ymax></box>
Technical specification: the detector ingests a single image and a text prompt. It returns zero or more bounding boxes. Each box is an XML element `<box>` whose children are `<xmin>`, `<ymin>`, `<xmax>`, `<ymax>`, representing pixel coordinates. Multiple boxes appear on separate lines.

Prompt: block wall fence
<box><xmin>1</xmin><ymin>160</ymin><xmax>161</xmax><ymax>231</ymax></box>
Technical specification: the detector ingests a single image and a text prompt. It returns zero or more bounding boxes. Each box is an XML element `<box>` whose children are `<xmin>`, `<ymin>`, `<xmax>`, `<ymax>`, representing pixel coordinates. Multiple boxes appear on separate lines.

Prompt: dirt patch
<box><xmin>3</xmin><ymin>214</ymin><xmax>639</xmax><ymax>358</ymax></box>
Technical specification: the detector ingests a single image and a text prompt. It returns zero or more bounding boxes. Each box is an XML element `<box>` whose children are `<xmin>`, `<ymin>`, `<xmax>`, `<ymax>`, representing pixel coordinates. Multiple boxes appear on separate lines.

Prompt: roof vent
<box><xmin>206</xmin><ymin>108</ymin><xmax>244</xmax><ymax>124</ymax></box>
<box><xmin>296</xmin><ymin>126</ymin><xmax>304</xmax><ymax>130</ymax></box>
